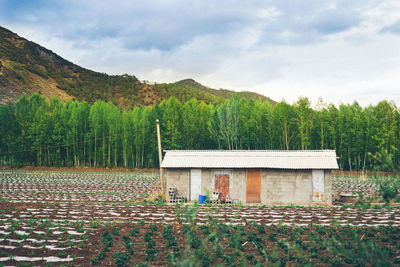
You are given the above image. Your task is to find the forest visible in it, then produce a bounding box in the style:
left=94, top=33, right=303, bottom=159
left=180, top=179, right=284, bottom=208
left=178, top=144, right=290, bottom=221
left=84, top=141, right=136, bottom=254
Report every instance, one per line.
left=0, top=93, right=399, bottom=171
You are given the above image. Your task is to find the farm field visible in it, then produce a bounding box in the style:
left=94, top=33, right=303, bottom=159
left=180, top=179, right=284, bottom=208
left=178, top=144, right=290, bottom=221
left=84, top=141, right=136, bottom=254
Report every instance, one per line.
left=0, top=170, right=160, bottom=203
left=0, top=170, right=399, bottom=266
left=332, top=177, right=378, bottom=197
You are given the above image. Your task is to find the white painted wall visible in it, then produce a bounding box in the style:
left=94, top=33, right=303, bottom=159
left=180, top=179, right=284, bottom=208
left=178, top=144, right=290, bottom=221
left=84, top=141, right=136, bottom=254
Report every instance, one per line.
left=190, top=169, right=202, bottom=201
left=312, top=170, right=325, bottom=202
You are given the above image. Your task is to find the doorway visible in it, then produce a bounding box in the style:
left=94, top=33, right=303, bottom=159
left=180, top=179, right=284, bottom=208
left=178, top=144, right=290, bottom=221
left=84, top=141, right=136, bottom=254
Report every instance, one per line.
left=246, top=169, right=261, bottom=203
left=214, top=173, right=230, bottom=202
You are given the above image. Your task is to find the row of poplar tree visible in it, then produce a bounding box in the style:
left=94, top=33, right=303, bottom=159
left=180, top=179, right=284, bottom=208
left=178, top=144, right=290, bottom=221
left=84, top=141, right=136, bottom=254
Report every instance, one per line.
left=0, top=93, right=399, bottom=171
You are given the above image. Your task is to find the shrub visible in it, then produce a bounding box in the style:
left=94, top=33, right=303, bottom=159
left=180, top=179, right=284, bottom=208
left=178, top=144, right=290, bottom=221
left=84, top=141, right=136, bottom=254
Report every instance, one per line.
left=144, top=232, right=153, bottom=242
left=123, top=235, right=134, bottom=255
left=147, top=239, right=156, bottom=249
left=245, top=253, right=255, bottom=261
left=112, top=226, right=121, bottom=236
left=258, top=224, right=266, bottom=234
left=149, top=224, right=158, bottom=232
left=145, top=248, right=159, bottom=261
left=112, top=251, right=131, bottom=267
left=328, top=258, right=343, bottom=267
left=268, top=232, right=277, bottom=242
left=375, top=176, right=400, bottom=203
left=190, top=235, right=201, bottom=249
left=130, top=227, right=139, bottom=237
left=101, top=231, right=113, bottom=248
left=167, top=238, right=178, bottom=248
left=162, top=225, right=173, bottom=239
left=195, top=247, right=211, bottom=267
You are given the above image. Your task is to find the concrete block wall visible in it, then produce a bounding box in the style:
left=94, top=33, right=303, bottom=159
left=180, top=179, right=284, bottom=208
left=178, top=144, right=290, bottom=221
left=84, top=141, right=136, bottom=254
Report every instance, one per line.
left=261, top=169, right=313, bottom=205
left=201, top=169, right=211, bottom=195
left=200, top=169, right=246, bottom=203
left=165, top=168, right=332, bottom=205
left=231, top=169, right=246, bottom=203
left=165, top=169, right=189, bottom=202
left=324, top=170, right=333, bottom=205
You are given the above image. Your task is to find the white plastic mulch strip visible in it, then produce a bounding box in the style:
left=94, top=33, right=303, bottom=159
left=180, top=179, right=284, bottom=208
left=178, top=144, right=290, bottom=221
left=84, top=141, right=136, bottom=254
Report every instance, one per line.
left=0, top=256, right=83, bottom=262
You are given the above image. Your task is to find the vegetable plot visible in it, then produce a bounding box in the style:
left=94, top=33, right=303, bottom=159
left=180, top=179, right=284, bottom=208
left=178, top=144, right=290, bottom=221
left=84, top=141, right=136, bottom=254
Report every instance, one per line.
left=0, top=170, right=160, bottom=202
left=0, top=170, right=160, bottom=265
left=87, top=222, right=400, bottom=266
left=333, top=179, right=378, bottom=196
left=0, top=170, right=399, bottom=266
left=1, top=203, right=399, bottom=227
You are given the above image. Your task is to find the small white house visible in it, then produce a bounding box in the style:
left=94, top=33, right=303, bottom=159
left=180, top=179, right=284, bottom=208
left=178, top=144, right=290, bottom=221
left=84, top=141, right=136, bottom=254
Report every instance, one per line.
left=161, top=150, right=339, bottom=205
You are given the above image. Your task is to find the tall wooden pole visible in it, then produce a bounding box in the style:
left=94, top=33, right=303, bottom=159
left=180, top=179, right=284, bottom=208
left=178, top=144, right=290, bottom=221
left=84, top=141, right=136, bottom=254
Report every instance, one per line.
left=156, top=119, right=165, bottom=197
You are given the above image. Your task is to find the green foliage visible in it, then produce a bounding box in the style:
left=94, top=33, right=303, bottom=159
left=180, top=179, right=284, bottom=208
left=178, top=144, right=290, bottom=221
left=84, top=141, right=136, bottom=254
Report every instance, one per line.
left=375, top=176, right=400, bottom=203
left=0, top=27, right=142, bottom=106
left=1, top=92, right=400, bottom=172
left=1, top=26, right=275, bottom=110
left=327, top=229, right=393, bottom=266
left=112, top=226, right=121, bottom=236
left=130, top=227, right=139, bottom=237
left=101, top=231, right=113, bottom=249
left=112, top=251, right=131, bottom=267
left=123, top=235, right=135, bottom=255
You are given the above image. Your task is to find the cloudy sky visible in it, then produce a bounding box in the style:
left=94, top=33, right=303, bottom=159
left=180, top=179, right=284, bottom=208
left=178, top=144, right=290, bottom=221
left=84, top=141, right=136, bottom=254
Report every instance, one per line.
left=1, top=0, right=400, bottom=106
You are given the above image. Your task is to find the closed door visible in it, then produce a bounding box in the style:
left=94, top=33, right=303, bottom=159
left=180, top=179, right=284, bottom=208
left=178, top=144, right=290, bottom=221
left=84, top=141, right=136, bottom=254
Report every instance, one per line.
left=190, top=169, right=202, bottom=201
left=214, top=174, right=230, bottom=201
left=312, top=170, right=324, bottom=202
left=247, top=169, right=261, bottom=203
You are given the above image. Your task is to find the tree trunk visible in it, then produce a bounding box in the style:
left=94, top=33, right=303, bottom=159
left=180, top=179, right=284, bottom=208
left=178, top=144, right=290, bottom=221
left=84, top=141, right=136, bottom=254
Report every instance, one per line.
left=321, top=119, right=324, bottom=149
left=94, top=130, right=97, bottom=167
left=284, top=121, right=289, bottom=150
left=108, top=129, right=111, bottom=167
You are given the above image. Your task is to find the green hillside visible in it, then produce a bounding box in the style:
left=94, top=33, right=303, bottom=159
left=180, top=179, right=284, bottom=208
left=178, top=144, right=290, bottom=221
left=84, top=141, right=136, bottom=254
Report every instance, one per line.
left=0, top=26, right=274, bottom=107
left=173, top=79, right=275, bottom=103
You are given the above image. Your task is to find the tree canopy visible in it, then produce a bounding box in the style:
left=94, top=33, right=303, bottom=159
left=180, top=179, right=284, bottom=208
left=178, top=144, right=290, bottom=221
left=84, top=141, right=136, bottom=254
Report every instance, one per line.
left=1, top=93, right=399, bottom=171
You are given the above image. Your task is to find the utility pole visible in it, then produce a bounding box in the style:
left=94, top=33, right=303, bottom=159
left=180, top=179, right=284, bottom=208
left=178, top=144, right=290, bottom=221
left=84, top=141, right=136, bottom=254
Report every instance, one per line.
left=156, top=119, right=165, bottom=197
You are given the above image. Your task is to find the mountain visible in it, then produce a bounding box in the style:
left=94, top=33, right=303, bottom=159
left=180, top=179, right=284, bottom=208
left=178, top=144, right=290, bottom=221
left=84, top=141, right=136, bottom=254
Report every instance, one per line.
left=172, top=79, right=274, bottom=103
left=0, top=26, right=274, bottom=107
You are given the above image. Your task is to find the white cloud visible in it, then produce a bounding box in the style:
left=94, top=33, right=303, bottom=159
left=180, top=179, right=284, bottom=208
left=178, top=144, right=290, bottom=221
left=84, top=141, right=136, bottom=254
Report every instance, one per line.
left=0, top=0, right=399, bottom=106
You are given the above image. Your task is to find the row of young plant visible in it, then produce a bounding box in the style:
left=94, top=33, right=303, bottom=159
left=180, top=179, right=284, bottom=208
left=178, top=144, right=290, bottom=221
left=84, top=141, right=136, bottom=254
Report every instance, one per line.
left=89, top=204, right=400, bottom=266
left=333, top=175, right=400, bottom=204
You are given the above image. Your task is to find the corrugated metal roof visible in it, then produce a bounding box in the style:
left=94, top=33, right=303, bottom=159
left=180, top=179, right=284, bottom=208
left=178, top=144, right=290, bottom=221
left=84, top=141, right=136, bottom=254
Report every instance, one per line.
left=161, top=150, right=339, bottom=169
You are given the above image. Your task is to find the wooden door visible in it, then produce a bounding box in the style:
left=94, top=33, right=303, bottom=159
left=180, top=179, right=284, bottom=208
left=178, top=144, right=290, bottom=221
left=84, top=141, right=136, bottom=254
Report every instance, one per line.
left=214, top=174, right=230, bottom=202
left=246, top=169, right=261, bottom=203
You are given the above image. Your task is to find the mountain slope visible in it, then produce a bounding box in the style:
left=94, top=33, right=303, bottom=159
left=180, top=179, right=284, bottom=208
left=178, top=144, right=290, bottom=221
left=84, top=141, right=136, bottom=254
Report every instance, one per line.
left=0, top=26, right=274, bottom=107
left=173, top=79, right=275, bottom=104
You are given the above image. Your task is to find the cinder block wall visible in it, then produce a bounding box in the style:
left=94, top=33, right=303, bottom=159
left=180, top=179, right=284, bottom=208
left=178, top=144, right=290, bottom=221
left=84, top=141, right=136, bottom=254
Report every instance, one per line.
left=165, top=169, right=189, bottom=202
left=231, top=169, right=246, bottom=203
left=261, top=169, right=313, bottom=205
left=200, top=169, right=246, bottom=202
left=324, top=170, right=333, bottom=205
left=166, top=168, right=332, bottom=205
left=201, top=169, right=211, bottom=195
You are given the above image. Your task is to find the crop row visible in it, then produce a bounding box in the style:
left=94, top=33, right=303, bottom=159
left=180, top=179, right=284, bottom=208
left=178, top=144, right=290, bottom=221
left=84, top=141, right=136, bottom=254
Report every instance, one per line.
left=0, top=214, right=94, bottom=265
left=88, top=221, right=400, bottom=266
left=2, top=203, right=400, bottom=227
left=0, top=170, right=160, bottom=202
left=0, top=171, right=389, bottom=203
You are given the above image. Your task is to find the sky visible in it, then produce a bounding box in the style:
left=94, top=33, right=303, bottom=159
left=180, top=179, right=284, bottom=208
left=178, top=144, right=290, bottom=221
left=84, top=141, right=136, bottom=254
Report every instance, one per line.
left=1, top=0, right=400, bottom=106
